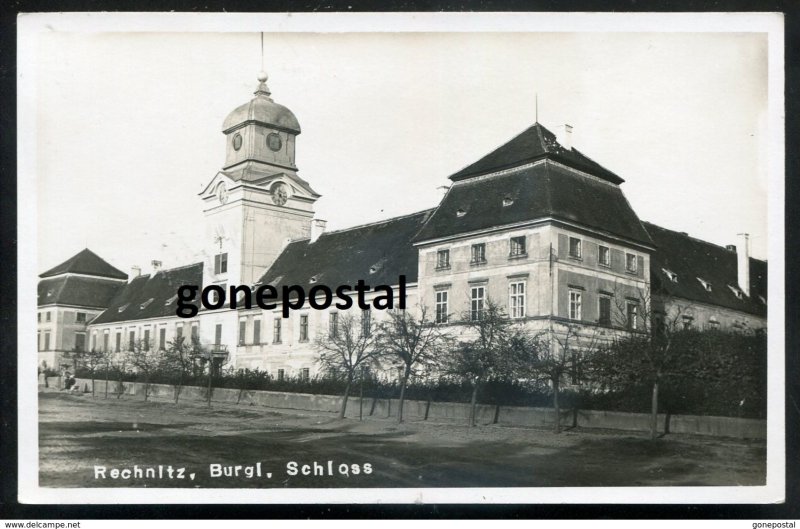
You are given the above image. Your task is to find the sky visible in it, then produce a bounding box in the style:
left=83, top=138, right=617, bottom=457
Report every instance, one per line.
left=30, top=25, right=772, bottom=276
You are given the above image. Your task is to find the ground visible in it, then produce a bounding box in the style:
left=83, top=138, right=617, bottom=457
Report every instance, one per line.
left=38, top=390, right=766, bottom=488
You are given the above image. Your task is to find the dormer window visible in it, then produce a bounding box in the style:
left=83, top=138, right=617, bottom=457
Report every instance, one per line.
left=268, top=275, right=283, bottom=287
left=758, top=295, right=767, bottom=304
left=165, top=295, right=178, bottom=306
left=140, top=298, right=154, bottom=310
left=118, top=303, right=130, bottom=313
left=728, top=285, right=744, bottom=300
left=502, top=197, right=514, bottom=207
left=697, top=278, right=712, bottom=292
left=662, top=268, right=678, bottom=283
left=456, top=208, right=467, bottom=218
left=309, top=274, right=322, bottom=284
left=46, top=289, right=54, bottom=298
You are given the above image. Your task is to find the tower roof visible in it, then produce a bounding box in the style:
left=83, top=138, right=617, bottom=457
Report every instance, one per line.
left=448, top=122, right=623, bottom=184
left=222, top=73, right=301, bottom=134
left=39, top=248, right=127, bottom=280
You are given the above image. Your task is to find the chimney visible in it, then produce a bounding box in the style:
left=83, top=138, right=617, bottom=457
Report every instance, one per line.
left=130, top=266, right=141, bottom=281
left=737, top=233, right=750, bottom=297
left=557, top=124, right=573, bottom=150
left=310, top=219, right=327, bottom=243
left=725, top=244, right=736, bottom=252
left=151, top=260, right=163, bottom=273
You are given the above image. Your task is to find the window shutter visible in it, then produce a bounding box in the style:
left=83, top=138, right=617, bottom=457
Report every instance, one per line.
left=637, top=256, right=645, bottom=277
left=610, top=249, right=623, bottom=271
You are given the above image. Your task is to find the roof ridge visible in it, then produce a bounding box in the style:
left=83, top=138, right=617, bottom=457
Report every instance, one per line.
left=643, top=221, right=767, bottom=265
left=320, top=208, right=437, bottom=237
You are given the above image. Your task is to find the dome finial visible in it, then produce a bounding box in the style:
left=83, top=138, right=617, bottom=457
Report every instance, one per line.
left=254, top=70, right=272, bottom=98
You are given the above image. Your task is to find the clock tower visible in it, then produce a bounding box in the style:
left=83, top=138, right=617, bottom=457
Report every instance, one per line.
left=199, top=72, right=321, bottom=290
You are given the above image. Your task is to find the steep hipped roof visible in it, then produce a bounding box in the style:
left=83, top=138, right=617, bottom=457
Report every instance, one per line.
left=644, top=222, right=767, bottom=317
left=414, top=160, right=652, bottom=246
left=448, top=123, right=624, bottom=185
left=91, top=263, right=203, bottom=325
left=256, top=210, right=434, bottom=298
left=39, top=248, right=128, bottom=280
left=37, top=276, right=124, bottom=309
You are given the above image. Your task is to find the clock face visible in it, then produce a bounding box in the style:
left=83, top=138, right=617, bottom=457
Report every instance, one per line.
left=267, top=132, right=282, bottom=152
left=233, top=133, right=243, bottom=151
left=272, top=183, right=289, bottom=206
left=217, top=183, right=228, bottom=204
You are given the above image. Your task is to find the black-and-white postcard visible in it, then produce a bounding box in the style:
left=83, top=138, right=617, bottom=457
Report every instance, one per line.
left=17, top=12, right=785, bottom=504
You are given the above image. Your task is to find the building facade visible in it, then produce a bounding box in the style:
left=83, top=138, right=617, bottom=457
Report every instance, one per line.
left=38, top=71, right=767, bottom=377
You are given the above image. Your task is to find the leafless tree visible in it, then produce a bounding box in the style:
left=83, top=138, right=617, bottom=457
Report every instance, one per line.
left=315, top=312, right=381, bottom=419
left=593, top=283, right=696, bottom=439
left=514, top=324, right=602, bottom=433
left=125, top=338, right=161, bottom=401
left=375, top=305, right=451, bottom=423
left=163, top=335, right=202, bottom=405
left=444, top=299, right=520, bottom=427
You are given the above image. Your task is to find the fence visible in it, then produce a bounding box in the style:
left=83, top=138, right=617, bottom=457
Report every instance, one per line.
left=44, top=376, right=766, bottom=440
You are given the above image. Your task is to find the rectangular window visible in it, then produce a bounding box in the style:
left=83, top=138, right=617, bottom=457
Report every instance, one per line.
left=436, top=249, right=450, bottom=269
left=37, top=313, right=41, bottom=323
left=435, top=290, right=449, bottom=324
left=509, top=236, right=526, bottom=257
left=569, top=237, right=582, bottom=259
left=176, top=324, right=183, bottom=343
left=299, top=314, right=309, bottom=342
left=191, top=324, right=198, bottom=342
left=301, top=368, right=310, bottom=382
left=361, top=310, right=371, bottom=337
left=470, top=286, right=486, bottom=321
left=598, top=296, right=611, bottom=325
left=253, top=319, right=261, bottom=344
left=76, top=312, right=87, bottom=323
left=509, top=281, right=526, bottom=318
left=143, top=329, right=150, bottom=350
left=569, top=291, right=582, bottom=320
left=115, top=332, right=121, bottom=353
left=44, top=331, right=51, bottom=351
left=626, top=253, right=638, bottom=273
left=470, top=243, right=486, bottom=265
left=46, top=311, right=51, bottom=322
left=273, top=319, right=282, bottom=343
left=682, top=316, right=694, bottom=330
left=214, top=252, right=228, bottom=275
left=598, top=245, right=610, bottom=267
left=74, top=332, right=85, bottom=352
left=129, top=330, right=135, bottom=350
left=239, top=320, right=247, bottom=345
left=159, top=328, right=166, bottom=350
left=626, top=302, right=639, bottom=330
left=103, top=332, right=109, bottom=352
left=329, top=312, right=338, bottom=337
left=215, top=324, right=222, bottom=345
left=277, top=368, right=285, bottom=382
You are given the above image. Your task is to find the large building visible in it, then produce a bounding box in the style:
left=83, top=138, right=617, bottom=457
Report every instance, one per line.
left=38, top=71, right=768, bottom=376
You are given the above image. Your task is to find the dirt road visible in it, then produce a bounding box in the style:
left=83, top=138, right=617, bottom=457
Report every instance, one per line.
left=38, top=391, right=766, bottom=488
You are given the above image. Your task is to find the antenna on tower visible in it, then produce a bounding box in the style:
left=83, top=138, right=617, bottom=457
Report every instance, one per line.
left=260, top=31, right=264, bottom=71
left=535, top=93, right=539, bottom=123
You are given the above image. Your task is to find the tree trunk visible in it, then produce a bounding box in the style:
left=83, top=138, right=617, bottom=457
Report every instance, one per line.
left=650, top=379, right=659, bottom=440
left=359, top=369, right=364, bottom=422
left=469, top=380, right=480, bottom=428
left=117, top=371, right=124, bottom=399
left=553, top=377, right=561, bottom=434
left=104, top=363, right=109, bottom=399
left=397, top=368, right=409, bottom=424
left=91, top=374, right=95, bottom=399
left=340, top=375, right=352, bottom=419
left=144, top=373, right=149, bottom=402
left=207, top=364, right=213, bottom=407
left=175, top=372, right=183, bottom=405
